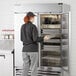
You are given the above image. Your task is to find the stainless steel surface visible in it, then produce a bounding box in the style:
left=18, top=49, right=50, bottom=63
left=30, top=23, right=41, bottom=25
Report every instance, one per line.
left=38, top=13, right=41, bottom=67
left=60, top=13, right=69, bottom=76
left=0, top=40, right=14, bottom=50
left=14, top=3, right=70, bottom=14
left=68, top=12, right=71, bottom=76
left=15, top=3, right=61, bottom=14
left=14, top=3, right=70, bottom=76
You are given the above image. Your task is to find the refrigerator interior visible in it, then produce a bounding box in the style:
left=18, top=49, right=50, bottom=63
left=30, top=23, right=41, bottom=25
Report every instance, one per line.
left=40, top=14, right=61, bottom=67
left=39, top=13, right=69, bottom=76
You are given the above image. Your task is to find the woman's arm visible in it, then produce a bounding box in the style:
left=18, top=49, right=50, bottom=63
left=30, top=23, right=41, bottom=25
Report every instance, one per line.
left=32, top=25, right=43, bottom=42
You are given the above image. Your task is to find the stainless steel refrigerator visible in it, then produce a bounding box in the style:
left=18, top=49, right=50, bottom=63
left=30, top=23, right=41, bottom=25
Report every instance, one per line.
left=14, top=3, right=70, bottom=76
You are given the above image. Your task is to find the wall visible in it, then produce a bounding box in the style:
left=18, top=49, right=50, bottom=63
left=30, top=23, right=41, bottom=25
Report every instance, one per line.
left=1, top=0, right=76, bottom=76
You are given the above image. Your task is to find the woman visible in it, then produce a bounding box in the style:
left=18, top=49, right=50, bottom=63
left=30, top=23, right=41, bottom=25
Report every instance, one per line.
left=21, top=12, right=49, bottom=76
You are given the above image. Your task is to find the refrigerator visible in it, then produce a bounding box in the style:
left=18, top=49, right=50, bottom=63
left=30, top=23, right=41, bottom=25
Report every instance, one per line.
left=14, top=3, right=70, bottom=76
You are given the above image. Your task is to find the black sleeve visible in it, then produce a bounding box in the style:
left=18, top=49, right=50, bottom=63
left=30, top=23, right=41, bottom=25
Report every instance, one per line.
left=32, top=25, right=43, bottom=42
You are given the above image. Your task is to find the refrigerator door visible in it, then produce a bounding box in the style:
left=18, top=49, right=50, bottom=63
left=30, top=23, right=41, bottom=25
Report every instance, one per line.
left=38, top=13, right=70, bottom=76
left=14, top=13, right=38, bottom=67
left=61, top=13, right=70, bottom=76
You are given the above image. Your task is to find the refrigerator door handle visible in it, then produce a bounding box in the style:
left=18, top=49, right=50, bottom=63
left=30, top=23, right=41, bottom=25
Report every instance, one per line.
left=0, top=55, right=5, bottom=59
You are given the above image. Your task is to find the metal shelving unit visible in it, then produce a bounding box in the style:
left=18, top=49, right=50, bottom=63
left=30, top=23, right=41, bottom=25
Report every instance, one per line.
left=40, top=14, right=61, bottom=67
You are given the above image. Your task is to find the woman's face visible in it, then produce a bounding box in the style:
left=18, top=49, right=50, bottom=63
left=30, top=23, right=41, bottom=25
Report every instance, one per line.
left=30, top=17, right=35, bottom=23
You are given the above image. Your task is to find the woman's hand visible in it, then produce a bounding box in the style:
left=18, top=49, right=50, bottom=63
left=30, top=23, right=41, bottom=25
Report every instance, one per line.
left=44, top=35, right=50, bottom=40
